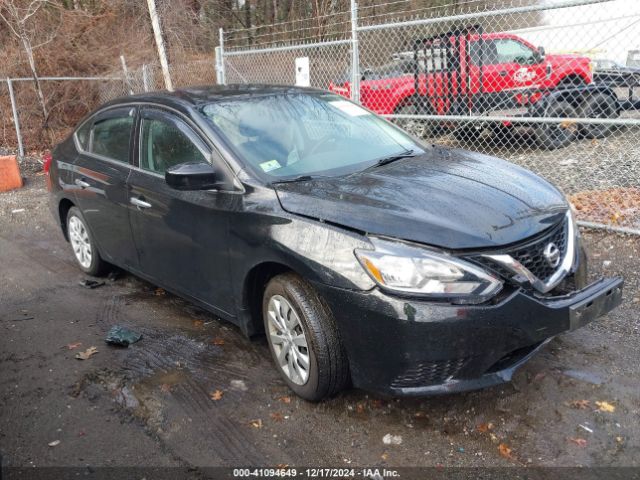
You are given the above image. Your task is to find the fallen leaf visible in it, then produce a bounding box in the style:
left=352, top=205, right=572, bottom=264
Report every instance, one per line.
left=278, top=396, right=291, bottom=404
left=413, top=411, right=427, bottom=418
left=211, top=337, right=225, bottom=346
left=75, top=346, right=98, bottom=360
left=498, top=443, right=513, bottom=459
left=356, top=403, right=365, bottom=414
left=65, top=342, right=82, bottom=350
left=382, top=433, right=402, bottom=445
left=569, top=399, right=591, bottom=410
left=270, top=412, right=284, bottom=422
left=275, top=464, right=289, bottom=469
left=210, top=390, right=223, bottom=401
left=48, top=440, right=60, bottom=447
left=381, top=452, right=389, bottom=460
left=160, top=383, right=172, bottom=393
left=370, top=399, right=384, bottom=409
left=533, top=372, right=547, bottom=382
left=193, top=320, right=204, bottom=328
left=616, top=436, right=624, bottom=443
left=595, top=401, right=616, bottom=413
left=569, top=437, right=588, bottom=447
left=249, top=419, right=263, bottom=429
left=154, top=288, right=165, bottom=296
left=477, top=422, right=494, bottom=433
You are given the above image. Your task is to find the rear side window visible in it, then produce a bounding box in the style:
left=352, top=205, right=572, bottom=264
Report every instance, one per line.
left=90, top=115, right=134, bottom=163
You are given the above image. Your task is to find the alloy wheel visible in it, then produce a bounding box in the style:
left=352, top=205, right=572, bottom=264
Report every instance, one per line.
left=68, top=215, right=92, bottom=269
left=266, top=294, right=310, bottom=385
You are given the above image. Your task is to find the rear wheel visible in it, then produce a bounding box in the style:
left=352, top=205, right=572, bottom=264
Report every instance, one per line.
left=263, top=273, right=349, bottom=401
left=393, top=99, right=436, bottom=138
left=578, top=92, right=618, bottom=139
left=535, top=100, right=579, bottom=149
left=66, top=206, right=108, bottom=276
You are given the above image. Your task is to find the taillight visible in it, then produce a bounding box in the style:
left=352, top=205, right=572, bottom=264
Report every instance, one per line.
left=43, top=152, right=53, bottom=174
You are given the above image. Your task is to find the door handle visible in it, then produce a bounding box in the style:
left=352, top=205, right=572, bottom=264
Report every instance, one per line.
left=130, top=197, right=152, bottom=209
left=499, top=71, right=508, bottom=77
left=75, top=178, right=90, bottom=189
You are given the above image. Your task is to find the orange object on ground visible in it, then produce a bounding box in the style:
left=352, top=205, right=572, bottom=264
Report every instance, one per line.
left=0, top=155, right=23, bottom=192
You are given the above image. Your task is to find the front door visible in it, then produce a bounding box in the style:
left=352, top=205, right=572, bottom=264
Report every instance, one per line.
left=72, top=106, right=139, bottom=268
left=127, top=108, right=235, bottom=316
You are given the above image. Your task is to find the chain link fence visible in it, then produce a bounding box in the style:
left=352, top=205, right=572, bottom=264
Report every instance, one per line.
left=218, top=0, right=640, bottom=233
left=0, top=77, right=128, bottom=158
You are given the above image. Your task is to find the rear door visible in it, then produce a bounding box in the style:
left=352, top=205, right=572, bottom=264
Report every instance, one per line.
left=127, top=107, right=235, bottom=316
left=72, top=106, right=139, bottom=268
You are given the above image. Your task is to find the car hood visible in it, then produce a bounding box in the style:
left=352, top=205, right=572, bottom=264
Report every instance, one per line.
left=274, top=148, right=568, bottom=250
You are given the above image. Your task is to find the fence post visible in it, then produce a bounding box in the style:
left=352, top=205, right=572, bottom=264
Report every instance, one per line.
left=120, top=55, right=134, bottom=95
left=217, top=28, right=227, bottom=85
left=350, top=0, right=360, bottom=104
left=142, top=64, right=151, bottom=92
left=7, top=78, right=24, bottom=159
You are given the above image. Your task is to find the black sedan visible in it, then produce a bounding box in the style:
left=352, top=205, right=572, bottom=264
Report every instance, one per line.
left=47, top=85, right=623, bottom=401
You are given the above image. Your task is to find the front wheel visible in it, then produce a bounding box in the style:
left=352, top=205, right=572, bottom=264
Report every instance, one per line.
left=263, top=273, right=349, bottom=401
left=535, top=100, right=579, bottom=150
left=66, top=206, right=108, bottom=276
left=578, top=92, right=618, bottom=139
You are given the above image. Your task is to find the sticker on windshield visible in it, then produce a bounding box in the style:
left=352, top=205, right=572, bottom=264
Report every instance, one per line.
left=259, top=159, right=282, bottom=172
left=329, top=100, right=370, bottom=117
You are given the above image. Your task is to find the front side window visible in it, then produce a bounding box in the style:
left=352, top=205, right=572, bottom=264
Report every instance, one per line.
left=472, top=39, right=537, bottom=65
left=201, top=93, right=425, bottom=181
left=90, top=114, right=134, bottom=163
left=76, top=121, right=91, bottom=150
left=140, top=118, right=207, bottom=174
left=494, top=39, right=536, bottom=65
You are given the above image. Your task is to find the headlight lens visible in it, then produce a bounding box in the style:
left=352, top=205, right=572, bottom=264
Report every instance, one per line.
left=355, top=238, right=502, bottom=304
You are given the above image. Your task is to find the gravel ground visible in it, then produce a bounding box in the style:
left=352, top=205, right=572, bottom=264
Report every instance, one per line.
left=1, top=161, right=639, bottom=474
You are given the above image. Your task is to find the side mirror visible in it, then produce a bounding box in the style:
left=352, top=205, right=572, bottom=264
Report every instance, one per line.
left=537, top=46, right=546, bottom=61
left=165, top=161, right=223, bottom=191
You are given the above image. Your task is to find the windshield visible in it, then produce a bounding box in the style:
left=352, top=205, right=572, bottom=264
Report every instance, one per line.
left=201, top=92, right=425, bottom=181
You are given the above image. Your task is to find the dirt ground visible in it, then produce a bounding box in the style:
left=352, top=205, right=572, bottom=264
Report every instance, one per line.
left=1, top=163, right=639, bottom=473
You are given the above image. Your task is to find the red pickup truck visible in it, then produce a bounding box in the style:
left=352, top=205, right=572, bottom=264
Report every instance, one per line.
left=329, top=30, right=608, bottom=148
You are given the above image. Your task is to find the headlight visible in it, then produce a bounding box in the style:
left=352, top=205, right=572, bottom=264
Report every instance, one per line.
left=355, top=238, right=502, bottom=304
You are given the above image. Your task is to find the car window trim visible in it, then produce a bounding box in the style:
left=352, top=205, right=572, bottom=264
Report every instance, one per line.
left=87, top=106, right=137, bottom=165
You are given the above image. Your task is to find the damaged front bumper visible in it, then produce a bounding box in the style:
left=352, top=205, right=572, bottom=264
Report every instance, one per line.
left=315, top=276, right=623, bottom=396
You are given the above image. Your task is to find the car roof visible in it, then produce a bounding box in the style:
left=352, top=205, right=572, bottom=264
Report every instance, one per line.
left=104, top=84, right=327, bottom=110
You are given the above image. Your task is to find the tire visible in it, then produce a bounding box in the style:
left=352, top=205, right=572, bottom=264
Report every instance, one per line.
left=452, top=124, right=484, bottom=144
left=66, top=206, right=108, bottom=276
left=535, top=100, right=579, bottom=150
left=263, top=273, right=349, bottom=402
left=578, top=92, right=618, bottom=139
left=393, top=99, right=437, bottom=137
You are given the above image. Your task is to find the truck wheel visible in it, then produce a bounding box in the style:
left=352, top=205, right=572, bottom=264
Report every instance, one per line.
left=535, top=100, right=578, bottom=150
left=578, top=92, right=618, bottom=139
left=394, top=100, right=437, bottom=137
left=452, top=125, right=483, bottom=144
left=263, top=273, right=350, bottom=402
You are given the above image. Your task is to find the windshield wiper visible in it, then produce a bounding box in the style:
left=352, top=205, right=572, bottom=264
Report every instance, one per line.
left=271, top=174, right=328, bottom=184
left=362, top=149, right=417, bottom=172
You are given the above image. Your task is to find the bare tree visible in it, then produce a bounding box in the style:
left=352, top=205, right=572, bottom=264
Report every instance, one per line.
left=0, top=0, right=58, bottom=122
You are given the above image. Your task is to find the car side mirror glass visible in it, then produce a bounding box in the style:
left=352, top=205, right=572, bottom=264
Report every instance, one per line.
left=165, top=161, right=223, bottom=191
left=537, top=46, right=545, bottom=62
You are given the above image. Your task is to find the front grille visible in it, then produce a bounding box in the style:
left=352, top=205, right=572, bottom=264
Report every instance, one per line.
left=390, top=358, right=469, bottom=388
left=468, top=218, right=569, bottom=285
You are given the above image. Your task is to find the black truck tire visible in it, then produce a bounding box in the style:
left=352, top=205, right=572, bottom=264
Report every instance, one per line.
left=535, top=100, right=579, bottom=150
left=578, top=92, right=618, bottom=139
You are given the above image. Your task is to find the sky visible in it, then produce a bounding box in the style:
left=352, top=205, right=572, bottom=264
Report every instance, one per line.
left=509, top=0, right=640, bottom=64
